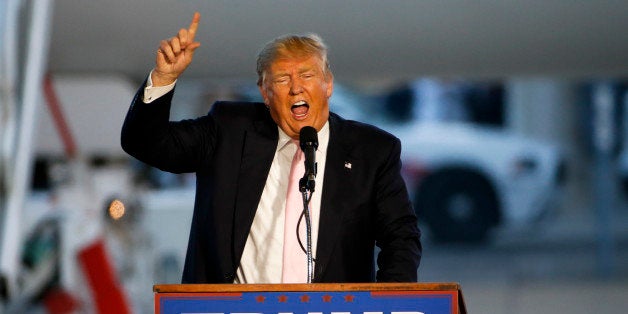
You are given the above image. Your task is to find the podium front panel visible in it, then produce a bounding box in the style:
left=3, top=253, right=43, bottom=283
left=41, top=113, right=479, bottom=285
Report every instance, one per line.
left=154, top=283, right=463, bottom=314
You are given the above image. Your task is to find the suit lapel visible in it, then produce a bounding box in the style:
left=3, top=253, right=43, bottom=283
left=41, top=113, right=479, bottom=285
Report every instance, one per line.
left=232, top=117, right=278, bottom=264
left=315, top=114, right=354, bottom=281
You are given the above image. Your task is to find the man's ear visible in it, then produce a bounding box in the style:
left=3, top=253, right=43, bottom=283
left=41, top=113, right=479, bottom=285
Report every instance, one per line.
left=258, top=84, right=269, bottom=105
left=326, top=74, right=334, bottom=98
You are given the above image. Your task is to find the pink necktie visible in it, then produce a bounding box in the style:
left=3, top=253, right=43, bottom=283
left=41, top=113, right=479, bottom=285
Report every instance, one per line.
left=282, top=141, right=306, bottom=283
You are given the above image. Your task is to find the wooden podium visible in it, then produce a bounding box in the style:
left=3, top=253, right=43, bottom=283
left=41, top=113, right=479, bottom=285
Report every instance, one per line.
left=154, top=283, right=466, bottom=314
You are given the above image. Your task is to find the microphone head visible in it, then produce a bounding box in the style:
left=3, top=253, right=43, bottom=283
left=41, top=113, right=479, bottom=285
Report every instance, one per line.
left=299, top=126, right=319, bottom=150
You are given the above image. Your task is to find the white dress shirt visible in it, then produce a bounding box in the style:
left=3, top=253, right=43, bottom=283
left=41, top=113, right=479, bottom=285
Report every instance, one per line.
left=235, top=123, right=328, bottom=283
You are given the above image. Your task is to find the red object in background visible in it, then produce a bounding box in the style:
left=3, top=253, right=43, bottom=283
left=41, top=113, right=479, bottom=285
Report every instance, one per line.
left=77, top=239, right=130, bottom=314
left=43, top=288, right=79, bottom=314
left=43, top=74, right=77, bottom=158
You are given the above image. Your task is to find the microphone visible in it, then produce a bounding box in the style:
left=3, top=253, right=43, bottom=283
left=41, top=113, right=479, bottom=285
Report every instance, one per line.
left=299, top=126, right=318, bottom=192
left=298, top=126, right=317, bottom=282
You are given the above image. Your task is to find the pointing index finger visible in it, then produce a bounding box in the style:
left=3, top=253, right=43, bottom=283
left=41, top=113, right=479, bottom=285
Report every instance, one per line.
left=188, top=12, right=200, bottom=41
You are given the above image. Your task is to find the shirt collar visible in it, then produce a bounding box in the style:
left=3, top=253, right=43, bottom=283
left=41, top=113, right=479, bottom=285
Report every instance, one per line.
left=277, top=121, right=330, bottom=153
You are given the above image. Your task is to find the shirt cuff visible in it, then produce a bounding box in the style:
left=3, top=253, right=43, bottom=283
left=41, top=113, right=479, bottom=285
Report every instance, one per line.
left=143, top=70, right=176, bottom=103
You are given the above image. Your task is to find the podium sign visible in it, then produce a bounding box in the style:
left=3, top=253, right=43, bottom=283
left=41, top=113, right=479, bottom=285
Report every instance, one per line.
left=154, top=283, right=466, bottom=314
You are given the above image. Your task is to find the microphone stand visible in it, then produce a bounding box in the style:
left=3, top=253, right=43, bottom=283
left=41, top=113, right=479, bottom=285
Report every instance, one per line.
left=299, top=177, right=315, bottom=283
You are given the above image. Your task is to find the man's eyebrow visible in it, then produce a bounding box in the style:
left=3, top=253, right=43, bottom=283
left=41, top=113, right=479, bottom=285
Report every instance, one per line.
left=270, top=66, right=317, bottom=78
left=271, top=72, right=290, bottom=79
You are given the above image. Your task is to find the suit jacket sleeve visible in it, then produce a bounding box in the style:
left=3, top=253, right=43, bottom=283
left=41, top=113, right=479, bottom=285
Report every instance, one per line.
left=121, top=84, right=217, bottom=173
left=373, top=136, right=422, bottom=282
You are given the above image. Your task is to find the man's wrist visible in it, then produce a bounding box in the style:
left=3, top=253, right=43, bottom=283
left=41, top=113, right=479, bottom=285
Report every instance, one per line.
left=150, top=70, right=177, bottom=87
left=144, top=70, right=176, bottom=103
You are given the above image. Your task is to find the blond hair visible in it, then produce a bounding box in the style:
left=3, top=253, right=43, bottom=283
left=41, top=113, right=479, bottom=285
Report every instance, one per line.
left=256, top=33, right=331, bottom=86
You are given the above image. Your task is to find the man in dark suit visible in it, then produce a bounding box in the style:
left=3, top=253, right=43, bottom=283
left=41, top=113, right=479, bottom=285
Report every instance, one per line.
left=121, top=12, right=421, bottom=283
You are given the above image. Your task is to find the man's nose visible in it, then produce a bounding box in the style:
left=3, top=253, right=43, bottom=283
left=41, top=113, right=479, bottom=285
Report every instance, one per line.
left=290, top=79, right=304, bottom=94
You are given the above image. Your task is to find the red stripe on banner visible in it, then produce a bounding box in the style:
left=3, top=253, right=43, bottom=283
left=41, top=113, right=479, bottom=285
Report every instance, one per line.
left=371, top=290, right=454, bottom=297
left=160, top=292, right=243, bottom=300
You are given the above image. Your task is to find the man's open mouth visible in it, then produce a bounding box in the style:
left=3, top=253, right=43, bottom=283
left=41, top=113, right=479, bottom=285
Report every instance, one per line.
left=291, top=100, right=309, bottom=119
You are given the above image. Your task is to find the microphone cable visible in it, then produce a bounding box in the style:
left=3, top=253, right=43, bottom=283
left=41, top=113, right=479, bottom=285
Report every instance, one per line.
left=296, top=196, right=316, bottom=263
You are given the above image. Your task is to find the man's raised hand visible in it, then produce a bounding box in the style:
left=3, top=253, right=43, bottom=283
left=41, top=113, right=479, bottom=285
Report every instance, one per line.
left=152, top=12, right=201, bottom=86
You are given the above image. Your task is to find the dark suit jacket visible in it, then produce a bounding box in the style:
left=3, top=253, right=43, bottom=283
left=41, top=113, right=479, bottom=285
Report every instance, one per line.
left=121, top=86, right=421, bottom=283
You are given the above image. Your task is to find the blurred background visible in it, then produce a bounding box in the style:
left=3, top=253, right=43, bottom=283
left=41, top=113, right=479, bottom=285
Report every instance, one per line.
left=2, top=0, right=628, bottom=313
